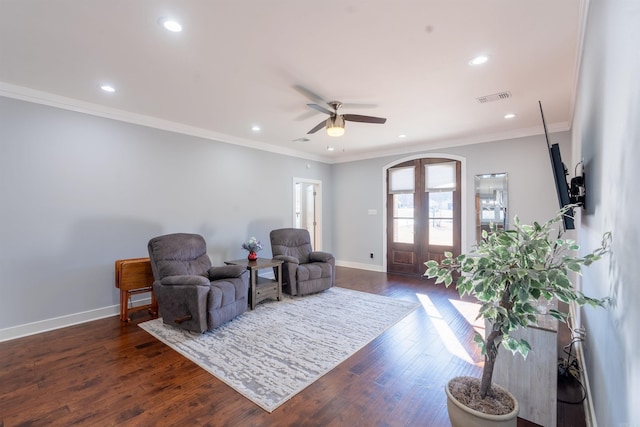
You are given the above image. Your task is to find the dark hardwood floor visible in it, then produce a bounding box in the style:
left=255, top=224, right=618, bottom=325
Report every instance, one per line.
left=0, top=267, right=586, bottom=426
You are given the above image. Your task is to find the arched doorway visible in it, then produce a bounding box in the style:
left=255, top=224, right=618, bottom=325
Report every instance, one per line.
left=385, top=155, right=464, bottom=275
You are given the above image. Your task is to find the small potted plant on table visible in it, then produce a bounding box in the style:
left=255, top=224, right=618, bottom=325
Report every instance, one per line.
left=242, top=236, right=263, bottom=261
left=424, top=206, right=610, bottom=427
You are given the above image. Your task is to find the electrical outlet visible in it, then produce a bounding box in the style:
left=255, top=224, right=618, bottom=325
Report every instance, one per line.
left=370, top=253, right=374, bottom=259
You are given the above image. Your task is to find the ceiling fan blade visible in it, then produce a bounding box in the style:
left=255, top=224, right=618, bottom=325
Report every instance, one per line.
left=307, top=119, right=328, bottom=134
left=343, top=114, right=387, bottom=124
left=293, top=85, right=327, bottom=104
left=307, top=103, right=333, bottom=116
left=341, top=102, right=378, bottom=109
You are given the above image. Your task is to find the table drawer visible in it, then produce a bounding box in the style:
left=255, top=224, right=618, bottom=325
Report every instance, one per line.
left=256, top=284, right=278, bottom=296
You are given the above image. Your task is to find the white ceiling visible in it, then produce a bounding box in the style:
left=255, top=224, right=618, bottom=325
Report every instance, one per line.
left=0, top=0, right=585, bottom=163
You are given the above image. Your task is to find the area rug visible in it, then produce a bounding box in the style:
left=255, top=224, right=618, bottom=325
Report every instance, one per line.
left=139, top=286, right=419, bottom=412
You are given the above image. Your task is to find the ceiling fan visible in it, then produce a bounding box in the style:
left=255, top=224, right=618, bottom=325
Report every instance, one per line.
left=306, top=101, right=387, bottom=137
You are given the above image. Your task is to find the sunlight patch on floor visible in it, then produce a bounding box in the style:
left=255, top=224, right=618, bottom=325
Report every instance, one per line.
left=449, top=299, right=485, bottom=337
left=417, top=293, right=475, bottom=365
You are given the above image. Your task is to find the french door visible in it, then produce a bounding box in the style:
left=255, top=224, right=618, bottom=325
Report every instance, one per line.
left=386, top=158, right=461, bottom=275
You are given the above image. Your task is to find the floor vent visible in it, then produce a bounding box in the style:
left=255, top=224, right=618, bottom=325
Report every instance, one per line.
left=476, top=91, right=512, bottom=103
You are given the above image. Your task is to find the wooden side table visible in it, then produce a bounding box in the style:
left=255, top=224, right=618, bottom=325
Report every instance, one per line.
left=115, top=257, right=158, bottom=322
left=224, top=258, right=283, bottom=310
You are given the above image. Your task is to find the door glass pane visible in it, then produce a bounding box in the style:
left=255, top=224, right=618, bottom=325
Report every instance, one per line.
left=429, top=219, right=453, bottom=246
left=393, top=193, right=414, bottom=243
left=425, top=162, right=456, bottom=191
left=394, top=219, right=414, bottom=243
left=429, top=192, right=453, bottom=218
left=428, top=191, right=453, bottom=245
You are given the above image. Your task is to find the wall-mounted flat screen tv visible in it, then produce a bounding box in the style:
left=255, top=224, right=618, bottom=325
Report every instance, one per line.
left=539, top=101, right=574, bottom=230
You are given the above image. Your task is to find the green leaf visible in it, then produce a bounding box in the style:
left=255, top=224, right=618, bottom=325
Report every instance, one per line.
left=548, top=309, right=567, bottom=322
left=473, top=333, right=486, bottom=354
left=425, top=260, right=438, bottom=269
left=444, top=275, right=453, bottom=287
left=567, top=262, right=581, bottom=272
left=516, top=339, right=532, bottom=358
left=556, top=275, right=571, bottom=288
left=517, top=287, right=529, bottom=302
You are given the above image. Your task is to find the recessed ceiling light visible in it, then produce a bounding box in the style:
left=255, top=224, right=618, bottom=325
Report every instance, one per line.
left=160, top=19, right=182, bottom=32
left=326, top=146, right=335, bottom=151
left=504, top=113, right=516, bottom=119
left=469, top=55, right=489, bottom=66
left=251, top=125, right=261, bottom=132
left=398, top=134, right=407, bottom=138
left=100, top=84, right=115, bottom=93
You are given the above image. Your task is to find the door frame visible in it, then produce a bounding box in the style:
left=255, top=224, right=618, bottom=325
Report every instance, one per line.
left=292, top=177, right=322, bottom=250
left=381, top=153, right=467, bottom=272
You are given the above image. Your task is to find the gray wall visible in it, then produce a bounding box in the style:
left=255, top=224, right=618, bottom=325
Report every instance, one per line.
left=332, top=132, right=570, bottom=269
left=573, top=1, right=640, bottom=425
left=0, top=97, right=333, bottom=332
left=1, top=93, right=568, bottom=337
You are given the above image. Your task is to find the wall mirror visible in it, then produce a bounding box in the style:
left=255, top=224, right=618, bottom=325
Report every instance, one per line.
left=475, top=173, right=508, bottom=241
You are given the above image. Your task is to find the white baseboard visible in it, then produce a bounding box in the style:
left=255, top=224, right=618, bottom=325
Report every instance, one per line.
left=576, top=341, right=597, bottom=427
left=0, top=297, right=151, bottom=343
left=335, top=260, right=385, bottom=272
left=569, top=303, right=597, bottom=427
left=1, top=262, right=384, bottom=343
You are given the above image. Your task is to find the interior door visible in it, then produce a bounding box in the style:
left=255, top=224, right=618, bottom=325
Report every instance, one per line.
left=305, top=184, right=316, bottom=245
left=387, top=159, right=461, bottom=275
left=293, top=178, right=322, bottom=250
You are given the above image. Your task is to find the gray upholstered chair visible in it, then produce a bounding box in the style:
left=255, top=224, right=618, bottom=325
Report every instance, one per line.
left=148, top=233, right=249, bottom=333
left=269, top=228, right=335, bottom=296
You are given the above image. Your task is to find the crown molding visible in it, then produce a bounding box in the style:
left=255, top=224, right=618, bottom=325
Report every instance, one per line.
left=332, top=122, right=571, bottom=163
left=0, top=82, right=332, bottom=164
left=1, top=81, right=571, bottom=165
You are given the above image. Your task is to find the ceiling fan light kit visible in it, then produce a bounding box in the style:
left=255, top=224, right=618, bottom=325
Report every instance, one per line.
left=326, top=116, right=345, bottom=137
left=306, top=100, right=386, bottom=136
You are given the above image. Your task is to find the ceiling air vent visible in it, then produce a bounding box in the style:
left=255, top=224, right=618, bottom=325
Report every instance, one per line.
left=476, top=91, right=512, bottom=104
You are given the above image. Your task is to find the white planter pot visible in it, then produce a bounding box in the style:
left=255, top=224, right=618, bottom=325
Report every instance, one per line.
left=445, top=378, right=519, bottom=427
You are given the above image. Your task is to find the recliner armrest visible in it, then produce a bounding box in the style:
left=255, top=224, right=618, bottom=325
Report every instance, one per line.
left=309, top=251, right=334, bottom=263
left=160, top=275, right=210, bottom=286
left=274, top=254, right=299, bottom=264
left=208, top=265, right=246, bottom=280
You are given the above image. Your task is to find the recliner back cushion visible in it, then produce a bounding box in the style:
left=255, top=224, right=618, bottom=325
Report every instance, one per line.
left=270, top=228, right=312, bottom=264
left=148, top=233, right=212, bottom=280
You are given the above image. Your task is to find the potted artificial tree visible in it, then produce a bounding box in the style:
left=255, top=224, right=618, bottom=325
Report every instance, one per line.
left=424, top=206, right=610, bottom=427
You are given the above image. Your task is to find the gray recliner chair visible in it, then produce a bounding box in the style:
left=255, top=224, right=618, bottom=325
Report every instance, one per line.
left=148, top=233, right=249, bottom=333
left=270, top=228, right=335, bottom=296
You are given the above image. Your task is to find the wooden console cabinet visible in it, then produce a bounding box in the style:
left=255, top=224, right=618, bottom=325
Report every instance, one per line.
left=493, top=307, right=558, bottom=427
